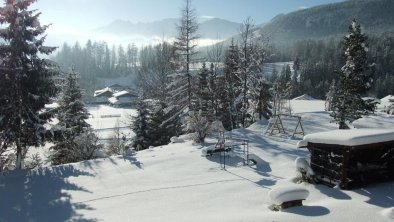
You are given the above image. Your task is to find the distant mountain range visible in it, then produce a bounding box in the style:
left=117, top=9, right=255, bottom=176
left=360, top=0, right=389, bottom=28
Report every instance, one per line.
left=96, top=18, right=241, bottom=40
left=257, top=0, right=394, bottom=44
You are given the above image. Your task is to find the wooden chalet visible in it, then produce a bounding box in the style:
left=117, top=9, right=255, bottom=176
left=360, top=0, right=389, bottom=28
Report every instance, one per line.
left=108, top=90, right=138, bottom=107
left=93, top=87, right=113, bottom=104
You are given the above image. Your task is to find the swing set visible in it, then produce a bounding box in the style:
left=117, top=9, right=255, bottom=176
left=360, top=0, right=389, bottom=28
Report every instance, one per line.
left=265, top=114, right=305, bottom=138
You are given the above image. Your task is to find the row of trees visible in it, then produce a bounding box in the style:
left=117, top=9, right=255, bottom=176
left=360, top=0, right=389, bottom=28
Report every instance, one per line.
left=278, top=30, right=394, bottom=99
left=131, top=0, right=274, bottom=148
left=53, top=41, right=139, bottom=101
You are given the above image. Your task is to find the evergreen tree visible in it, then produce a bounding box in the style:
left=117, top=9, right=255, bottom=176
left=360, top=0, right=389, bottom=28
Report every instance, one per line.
left=195, top=63, right=212, bottom=120
left=0, top=0, right=59, bottom=169
left=250, top=77, right=273, bottom=120
left=51, top=69, right=96, bottom=165
left=148, top=102, right=176, bottom=146
left=222, top=40, right=242, bottom=130
left=132, top=99, right=151, bottom=151
left=330, top=19, right=373, bottom=129
left=325, top=80, right=336, bottom=111
left=238, top=18, right=255, bottom=127
left=208, top=63, right=218, bottom=119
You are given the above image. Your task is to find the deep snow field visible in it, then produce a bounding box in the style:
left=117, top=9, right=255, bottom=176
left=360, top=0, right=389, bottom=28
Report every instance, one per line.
left=1, top=98, right=393, bottom=222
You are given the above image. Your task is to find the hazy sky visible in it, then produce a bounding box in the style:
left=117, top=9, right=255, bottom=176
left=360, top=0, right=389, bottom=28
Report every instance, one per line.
left=30, top=0, right=345, bottom=46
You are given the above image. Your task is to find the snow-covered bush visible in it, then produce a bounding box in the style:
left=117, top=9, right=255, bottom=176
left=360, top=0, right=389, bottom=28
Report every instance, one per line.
left=386, top=98, right=394, bottom=115
left=295, top=157, right=315, bottom=183
left=74, top=131, right=103, bottom=161
left=186, top=110, right=210, bottom=143
left=106, top=122, right=129, bottom=156
left=25, top=153, right=43, bottom=170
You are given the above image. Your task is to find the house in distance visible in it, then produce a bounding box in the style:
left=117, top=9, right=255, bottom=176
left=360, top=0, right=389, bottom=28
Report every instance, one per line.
left=93, top=84, right=138, bottom=107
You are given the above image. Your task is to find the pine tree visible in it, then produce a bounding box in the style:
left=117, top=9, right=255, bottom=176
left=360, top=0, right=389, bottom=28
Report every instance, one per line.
left=330, top=19, right=373, bottom=129
left=0, top=0, right=59, bottom=169
left=132, top=99, right=151, bottom=151
left=51, top=69, right=95, bottom=165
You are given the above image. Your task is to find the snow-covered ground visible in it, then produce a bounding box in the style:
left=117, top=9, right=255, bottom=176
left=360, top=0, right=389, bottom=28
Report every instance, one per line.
left=1, top=100, right=393, bottom=221
left=86, top=105, right=137, bottom=140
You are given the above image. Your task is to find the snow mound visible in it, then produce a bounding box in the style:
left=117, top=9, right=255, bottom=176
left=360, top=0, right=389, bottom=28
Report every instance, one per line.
left=247, top=119, right=269, bottom=131
left=292, top=94, right=316, bottom=101
left=380, top=95, right=394, bottom=103
left=295, top=157, right=314, bottom=176
left=269, top=185, right=309, bottom=205
left=381, top=207, right=394, bottom=220
left=296, top=140, right=308, bottom=148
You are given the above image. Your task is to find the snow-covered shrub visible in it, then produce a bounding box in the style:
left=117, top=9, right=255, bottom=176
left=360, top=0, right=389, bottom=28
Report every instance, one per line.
left=106, top=123, right=128, bottom=156
left=295, top=157, right=315, bottom=183
left=386, top=98, right=394, bottom=115
left=170, top=136, right=184, bottom=143
left=74, top=131, right=103, bottom=161
left=25, top=153, right=42, bottom=170
left=185, top=110, right=210, bottom=143
left=0, top=153, right=16, bottom=172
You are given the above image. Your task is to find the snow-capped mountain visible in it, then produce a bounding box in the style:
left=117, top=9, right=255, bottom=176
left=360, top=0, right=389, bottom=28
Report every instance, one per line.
left=96, top=17, right=241, bottom=40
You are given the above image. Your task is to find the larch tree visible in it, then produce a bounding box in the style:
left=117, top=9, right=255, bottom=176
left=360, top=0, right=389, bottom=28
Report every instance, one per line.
left=330, top=19, right=373, bottom=129
left=0, top=0, right=59, bottom=169
left=168, top=0, right=199, bottom=116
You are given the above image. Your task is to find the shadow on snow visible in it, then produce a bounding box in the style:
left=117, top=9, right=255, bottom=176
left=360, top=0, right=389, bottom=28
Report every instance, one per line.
left=0, top=165, right=97, bottom=222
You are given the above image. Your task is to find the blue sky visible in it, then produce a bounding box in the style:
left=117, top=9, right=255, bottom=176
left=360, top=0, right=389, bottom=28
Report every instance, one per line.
left=33, top=0, right=345, bottom=28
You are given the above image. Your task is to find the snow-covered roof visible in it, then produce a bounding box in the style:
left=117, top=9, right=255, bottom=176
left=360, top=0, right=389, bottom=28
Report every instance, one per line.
left=94, top=87, right=113, bottom=97
left=112, top=90, right=137, bottom=98
left=292, top=94, right=316, bottom=101
left=299, top=129, right=394, bottom=147
left=44, top=102, right=59, bottom=109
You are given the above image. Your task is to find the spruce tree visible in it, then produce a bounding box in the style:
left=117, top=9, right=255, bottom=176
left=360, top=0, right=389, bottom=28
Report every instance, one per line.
left=50, top=69, right=93, bottom=165
left=223, top=40, right=242, bottom=130
left=208, top=63, right=218, bottom=119
left=149, top=102, right=175, bottom=147
left=0, top=0, right=59, bottom=169
left=238, top=18, right=255, bottom=127
left=330, top=19, right=373, bottom=129
left=132, top=99, right=151, bottom=151
left=195, top=63, right=212, bottom=120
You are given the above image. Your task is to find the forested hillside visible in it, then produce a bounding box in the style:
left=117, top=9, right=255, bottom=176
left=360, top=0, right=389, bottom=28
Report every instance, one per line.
left=261, top=0, right=394, bottom=45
